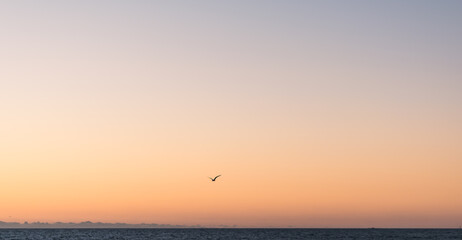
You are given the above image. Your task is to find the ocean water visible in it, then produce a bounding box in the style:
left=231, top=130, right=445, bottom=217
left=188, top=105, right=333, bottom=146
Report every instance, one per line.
left=0, top=228, right=461, bottom=239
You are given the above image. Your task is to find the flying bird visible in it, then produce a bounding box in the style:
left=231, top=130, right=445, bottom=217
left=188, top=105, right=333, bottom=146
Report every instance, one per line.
left=209, top=175, right=221, bottom=182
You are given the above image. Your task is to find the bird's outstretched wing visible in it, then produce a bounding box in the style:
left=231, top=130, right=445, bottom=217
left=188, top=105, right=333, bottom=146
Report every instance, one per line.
left=213, top=175, right=221, bottom=180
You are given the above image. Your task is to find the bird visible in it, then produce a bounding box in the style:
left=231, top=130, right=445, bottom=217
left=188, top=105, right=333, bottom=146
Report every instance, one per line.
left=209, top=175, right=221, bottom=181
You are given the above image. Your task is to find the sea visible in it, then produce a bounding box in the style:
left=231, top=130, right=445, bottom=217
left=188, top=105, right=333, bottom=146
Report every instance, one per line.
left=0, top=228, right=461, bottom=239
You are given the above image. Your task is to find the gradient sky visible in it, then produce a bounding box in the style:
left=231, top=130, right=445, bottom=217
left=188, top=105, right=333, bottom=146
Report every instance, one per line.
left=1, top=0, right=461, bottom=228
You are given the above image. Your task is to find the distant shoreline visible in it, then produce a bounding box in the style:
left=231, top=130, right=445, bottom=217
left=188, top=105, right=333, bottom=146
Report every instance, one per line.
left=0, top=222, right=460, bottom=229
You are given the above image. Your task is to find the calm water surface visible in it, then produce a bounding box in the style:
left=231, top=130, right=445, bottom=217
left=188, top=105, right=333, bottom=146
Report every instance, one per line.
left=0, top=228, right=461, bottom=239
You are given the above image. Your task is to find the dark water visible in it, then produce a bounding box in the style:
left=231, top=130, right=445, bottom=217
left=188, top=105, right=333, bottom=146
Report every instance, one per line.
left=0, top=228, right=461, bottom=239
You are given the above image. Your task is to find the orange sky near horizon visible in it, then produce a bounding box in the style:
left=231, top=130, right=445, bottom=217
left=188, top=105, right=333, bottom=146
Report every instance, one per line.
left=0, top=1, right=461, bottom=227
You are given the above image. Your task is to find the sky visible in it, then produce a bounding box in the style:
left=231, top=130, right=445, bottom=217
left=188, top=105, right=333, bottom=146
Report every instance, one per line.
left=0, top=0, right=461, bottom=228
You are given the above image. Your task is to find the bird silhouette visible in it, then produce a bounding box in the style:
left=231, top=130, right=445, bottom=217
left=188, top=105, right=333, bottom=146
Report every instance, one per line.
left=209, top=175, right=221, bottom=181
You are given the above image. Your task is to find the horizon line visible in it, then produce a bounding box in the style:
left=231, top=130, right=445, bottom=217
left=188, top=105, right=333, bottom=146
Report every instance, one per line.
left=0, top=221, right=461, bottom=229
